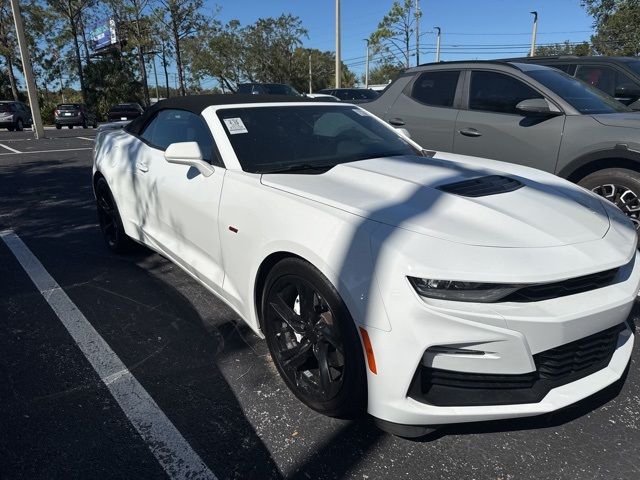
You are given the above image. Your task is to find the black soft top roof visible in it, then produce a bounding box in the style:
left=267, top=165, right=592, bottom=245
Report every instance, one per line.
left=126, top=94, right=313, bottom=135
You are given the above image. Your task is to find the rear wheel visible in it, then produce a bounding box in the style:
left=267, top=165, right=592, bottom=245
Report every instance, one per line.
left=82, top=118, right=88, bottom=129
left=15, top=119, right=23, bottom=131
left=68, top=125, right=73, bottom=129
left=55, top=124, right=62, bottom=130
left=578, top=168, right=640, bottom=231
left=95, top=177, right=135, bottom=253
left=261, top=258, right=367, bottom=418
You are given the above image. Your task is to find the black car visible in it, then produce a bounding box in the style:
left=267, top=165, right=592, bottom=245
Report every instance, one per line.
left=236, top=83, right=302, bottom=96
left=506, top=56, right=640, bottom=110
left=107, top=103, right=145, bottom=122
left=54, top=103, right=99, bottom=129
left=0, top=101, right=32, bottom=131
left=317, top=88, right=380, bottom=103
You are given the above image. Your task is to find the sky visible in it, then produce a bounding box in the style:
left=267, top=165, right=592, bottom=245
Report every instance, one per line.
left=204, top=0, right=596, bottom=82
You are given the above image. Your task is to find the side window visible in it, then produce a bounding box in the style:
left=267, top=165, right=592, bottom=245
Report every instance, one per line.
left=410, top=70, right=460, bottom=107
left=469, top=71, right=543, bottom=114
left=140, top=109, right=216, bottom=163
left=575, top=64, right=637, bottom=99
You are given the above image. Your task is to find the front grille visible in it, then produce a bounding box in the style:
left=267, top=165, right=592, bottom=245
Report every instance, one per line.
left=437, top=175, right=523, bottom=197
left=535, top=323, right=623, bottom=379
left=503, top=268, right=619, bottom=302
left=409, top=323, right=626, bottom=406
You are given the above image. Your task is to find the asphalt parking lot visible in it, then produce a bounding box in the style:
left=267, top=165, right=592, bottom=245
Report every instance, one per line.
left=0, top=128, right=639, bottom=480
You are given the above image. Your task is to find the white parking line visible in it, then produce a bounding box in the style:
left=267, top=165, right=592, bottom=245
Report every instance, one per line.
left=0, top=147, right=92, bottom=156
left=0, top=142, right=21, bottom=153
left=0, top=230, right=217, bottom=480
left=77, top=136, right=94, bottom=142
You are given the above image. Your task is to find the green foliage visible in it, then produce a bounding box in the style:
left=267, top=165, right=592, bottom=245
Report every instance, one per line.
left=83, top=51, right=143, bottom=118
left=535, top=40, right=592, bottom=56
left=366, top=62, right=404, bottom=85
left=369, top=0, right=420, bottom=68
left=583, top=0, right=640, bottom=55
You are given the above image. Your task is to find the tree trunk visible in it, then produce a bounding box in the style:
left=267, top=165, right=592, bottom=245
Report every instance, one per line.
left=79, top=12, right=92, bottom=65
left=138, top=49, right=150, bottom=105
left=5, top=55, right=19, bottom=100
left=70, top=20, right=87, bottom=103
left=161, top=41, right=170, bottom=98
left=171, top=18, right=186, bottom=95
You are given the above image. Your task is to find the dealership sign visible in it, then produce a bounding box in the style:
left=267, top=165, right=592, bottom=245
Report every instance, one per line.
left=90, top=17, right=117, bottom=51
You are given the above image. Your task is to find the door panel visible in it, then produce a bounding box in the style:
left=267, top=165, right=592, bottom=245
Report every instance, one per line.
left=384, top=70, right=461, bottom=151
left=454, top=70, right=564, bottom=173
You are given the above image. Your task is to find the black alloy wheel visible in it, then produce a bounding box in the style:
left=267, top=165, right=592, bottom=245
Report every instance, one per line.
left=95, top=178, right=134, bottom=253
left=262, top=258, right=367, bottom=417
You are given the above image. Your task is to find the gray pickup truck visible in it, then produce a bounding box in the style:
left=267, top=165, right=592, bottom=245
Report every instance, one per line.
left=363, top=61, right=640, bottom=229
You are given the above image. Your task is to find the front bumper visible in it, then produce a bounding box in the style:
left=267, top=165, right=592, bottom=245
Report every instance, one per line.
left=362, top=225, right=639, bottom=427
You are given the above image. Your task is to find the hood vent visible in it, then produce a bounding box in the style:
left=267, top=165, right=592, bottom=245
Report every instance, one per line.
left=437, top=175, right=523, bottom=197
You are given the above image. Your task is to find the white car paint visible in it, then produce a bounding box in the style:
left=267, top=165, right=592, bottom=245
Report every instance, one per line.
left=93, top=101, right=639, bottom=428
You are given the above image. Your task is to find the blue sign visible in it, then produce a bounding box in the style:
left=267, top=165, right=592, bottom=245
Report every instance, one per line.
left=90, top=18, right=117, bottom=51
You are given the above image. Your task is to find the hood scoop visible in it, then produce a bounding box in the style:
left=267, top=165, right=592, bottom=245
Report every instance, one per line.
left=437, top=175, right=524, bottom=197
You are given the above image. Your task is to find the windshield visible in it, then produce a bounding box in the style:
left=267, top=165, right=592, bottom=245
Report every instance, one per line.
left=110, top=104, right=139, bottom=112
left=0, top=104, right=15, bottom=113
left=263, top=84, right=300, bottom=96
left=334, top=89, right=379, bottom=100
left=217, top=105, right=418, bottom=173
left=524, top=69, right=630, bottom=114
left=59, top=104, right=81, bottom=110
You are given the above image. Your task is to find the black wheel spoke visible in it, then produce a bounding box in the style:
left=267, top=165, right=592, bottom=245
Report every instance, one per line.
left=270, top=294, right=306, bottom=334
left=315, top=341, right=333, bottom=393
left=281, top=340, right=313, bottom=369
left=318, top=323, right=343, bottom=354
left=297, top=281, right=315, bottom=320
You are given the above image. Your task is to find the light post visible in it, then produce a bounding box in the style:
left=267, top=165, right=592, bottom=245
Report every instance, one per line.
left=364, top=39, right=370, bottom=88
left=529, top=11, right=538, bottom=57
left=335, top=0, right=341, bottom=88
left=434, top=27, right=441, bottom=62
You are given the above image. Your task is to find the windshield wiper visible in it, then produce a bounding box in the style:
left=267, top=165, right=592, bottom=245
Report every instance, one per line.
left=260, top=163, right=337, bottom=174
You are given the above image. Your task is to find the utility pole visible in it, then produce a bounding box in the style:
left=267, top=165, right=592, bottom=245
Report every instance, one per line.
left=434, top=26, right=441, bottom=62
left=415, top=0, right=420, bottom=66
left=364, top=39, right=370, bottom=89
left=529, top=11, right=538, bottom=57
left=308, top=54, right=312, bottom=94
left=9, top=0, right=44, bottom=138
left=335, top=0, right=341, bottom=88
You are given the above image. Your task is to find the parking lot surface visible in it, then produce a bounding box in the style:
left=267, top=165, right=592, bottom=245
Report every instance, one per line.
left=1, top=129, right=639, bottom=480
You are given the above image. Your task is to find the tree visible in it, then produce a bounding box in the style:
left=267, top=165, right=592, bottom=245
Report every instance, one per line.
left=0, top=0, right=19, bottom=100
left=370, top=0, right=420, bottom=69
left=155, top=0, right=205, bottom=95
left=44, top=0, right=95, bottom=103
left=583, top=0, right=640, bottom=55
left=366, top=61, right=404, bottom=85
left=535, top=40, right=592, bottom=56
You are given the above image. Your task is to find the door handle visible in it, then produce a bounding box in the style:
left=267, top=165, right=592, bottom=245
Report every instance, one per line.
left=137, top=161, right=149, bottom=172
left=388, top=117, right=405, bottom=126
left=458, top=128, right=482, bottom=138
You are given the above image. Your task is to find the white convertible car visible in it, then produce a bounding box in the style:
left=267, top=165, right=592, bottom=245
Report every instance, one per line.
left=93, top=95, right=638, bottom=437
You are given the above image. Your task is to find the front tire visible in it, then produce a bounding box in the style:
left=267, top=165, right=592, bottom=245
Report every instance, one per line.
left=261, top=258, right=367, bottom=418
left=578, top=168, right=640, bottom=230
left=95, top=178, right=135, bottom=253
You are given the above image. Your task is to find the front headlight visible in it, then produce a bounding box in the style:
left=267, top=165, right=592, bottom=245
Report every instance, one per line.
left=408, top=277, right=522, bottom=302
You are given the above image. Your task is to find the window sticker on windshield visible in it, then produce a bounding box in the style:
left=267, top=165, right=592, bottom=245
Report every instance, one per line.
left=223, top=117, right=248, bottom=134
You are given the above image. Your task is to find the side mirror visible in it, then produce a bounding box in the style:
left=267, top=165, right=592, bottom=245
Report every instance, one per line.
left=615, top=83, right=640, bottom=99
left=395, top=127, right=411, bottom=139
left=516, top=98, right=562, bottom=116
left=164, top=142, right=214, bottom=177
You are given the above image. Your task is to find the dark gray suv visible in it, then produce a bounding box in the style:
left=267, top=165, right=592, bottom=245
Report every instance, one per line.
left=0, top=101, right=32, bottom=131
left=363, top=61, right=640, bottom=229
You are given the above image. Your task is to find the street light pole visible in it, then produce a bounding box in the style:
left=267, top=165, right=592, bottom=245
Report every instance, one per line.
left=152, top=55, right=160, bottom=101
left=9, top=0, right=44, bottom=138
left=415, top=0, right=420, bottom=66
left=335, top=0, right=341, bottom=88
left=364, top=39, right=370, bottom=89
left=529, top=11, right=538, bottom=57
left=308, top=54, right=313, bottom=94
left=434, top=26, right=441, bottom=62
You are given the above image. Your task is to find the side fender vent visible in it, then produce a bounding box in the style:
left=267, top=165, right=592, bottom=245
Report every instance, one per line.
left=437, top=175, right=523, bottom=197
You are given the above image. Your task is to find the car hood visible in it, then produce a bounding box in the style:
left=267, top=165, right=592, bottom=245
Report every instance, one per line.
left=592, top=112, right=640, bottom=128
left=261, top=155, right=610, bottom=248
